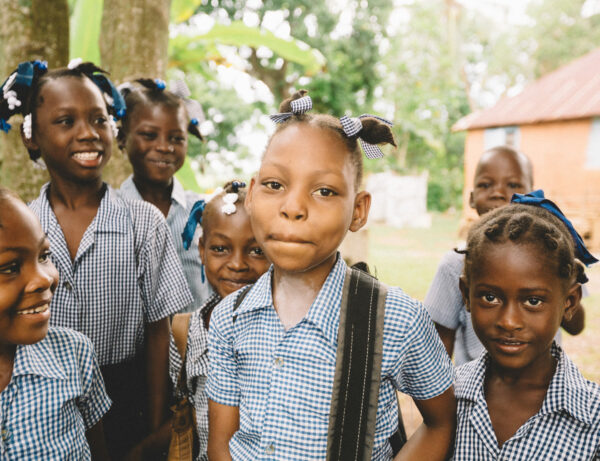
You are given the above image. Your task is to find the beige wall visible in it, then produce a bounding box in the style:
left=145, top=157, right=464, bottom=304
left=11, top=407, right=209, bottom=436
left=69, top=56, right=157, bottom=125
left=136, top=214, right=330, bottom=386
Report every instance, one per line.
left=462, top=119, right=600, bottom=247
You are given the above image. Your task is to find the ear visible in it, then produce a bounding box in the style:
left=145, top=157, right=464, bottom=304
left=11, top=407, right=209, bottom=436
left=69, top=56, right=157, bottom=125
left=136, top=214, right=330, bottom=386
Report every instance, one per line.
left=459, top=276, right=471, bottom=312
left=245, top=176, right=256, bottom=214
left=562, top=282, right=582, bottom=323
left=469, top=191, right=475, bottom=209
left=198, top=236, right=206, bottom=265
left=349, top=190, right=371, bottom=232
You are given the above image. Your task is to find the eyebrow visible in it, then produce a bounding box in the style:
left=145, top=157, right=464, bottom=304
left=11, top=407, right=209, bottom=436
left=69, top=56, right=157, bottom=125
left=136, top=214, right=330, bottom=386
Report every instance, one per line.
left=0, top=237, right=48, bottom=254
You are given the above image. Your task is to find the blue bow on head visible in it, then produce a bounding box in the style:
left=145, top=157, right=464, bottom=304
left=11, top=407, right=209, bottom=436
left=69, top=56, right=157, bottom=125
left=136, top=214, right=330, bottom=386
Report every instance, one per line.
left=0, top=119, right=11, bottom=133
left=90, top=74, right=127, bottom=120
left=340, top=114, right=393, bottom=159
left=511, top=190, right=598, bottom=266
left=270, top=95, right=312, bottom=123
left=182, top=200, right=206, bottom=250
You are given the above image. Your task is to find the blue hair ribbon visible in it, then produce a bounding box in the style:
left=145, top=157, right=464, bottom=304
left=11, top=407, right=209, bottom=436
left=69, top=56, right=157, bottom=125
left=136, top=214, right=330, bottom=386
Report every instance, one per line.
left=0, top=119, right=11, bottom=133
left=15, top=62, right=35, bottom=87
left=511, top=190, right=598, bottom=266
left=182, top=199, right=206, bottom=250
left=90, top=74, right=127, bottom=120
left=340, top=114, right=393, bottom=159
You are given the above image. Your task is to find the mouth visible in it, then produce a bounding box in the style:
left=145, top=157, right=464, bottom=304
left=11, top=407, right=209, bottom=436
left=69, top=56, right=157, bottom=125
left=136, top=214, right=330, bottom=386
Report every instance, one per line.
left=493, top=337, right=528, bottom=354
left=268, top=234, right=311, bottom=244
left=72, top=151, right=103, bottom=167
left=147, top=158, right=175, bottom=169
left=17, top=302, right=50, bottom=316
left=221, top=278, right=254, bottom=287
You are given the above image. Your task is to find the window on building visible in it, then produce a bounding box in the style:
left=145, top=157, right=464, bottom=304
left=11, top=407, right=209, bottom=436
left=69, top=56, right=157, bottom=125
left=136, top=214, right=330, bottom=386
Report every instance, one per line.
left=484, top=126, right=520, bottom=150
left=586, top=117, right=600, bottom=169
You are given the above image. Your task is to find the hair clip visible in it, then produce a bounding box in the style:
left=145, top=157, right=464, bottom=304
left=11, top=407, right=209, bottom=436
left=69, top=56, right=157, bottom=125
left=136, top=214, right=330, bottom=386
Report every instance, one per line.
left=511, top=190, right=599, bottom=266
left=221, top=194, right=238, bottom=215
left=22, top=114, right=32, bottom=139
left=270, top=95, right=313, bottom=124
left=340, top=114, right=393, bottom=159
left=154, top=79, right=166, bottom=90
left=182, top=199, right=206, bottom=250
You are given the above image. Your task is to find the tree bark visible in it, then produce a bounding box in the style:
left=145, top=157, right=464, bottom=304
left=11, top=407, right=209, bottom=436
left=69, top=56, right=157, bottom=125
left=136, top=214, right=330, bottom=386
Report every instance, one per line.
left=99, top=0, right=172, bottom=187
left=0, top=0, right=69, bottom=201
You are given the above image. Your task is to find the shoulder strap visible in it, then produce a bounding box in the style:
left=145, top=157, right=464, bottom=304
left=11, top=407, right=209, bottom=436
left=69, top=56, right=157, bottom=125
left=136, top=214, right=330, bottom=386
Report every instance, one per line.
left=232, top=284, right=253, bottom=323
left=172, top=313, right=192, bottom=363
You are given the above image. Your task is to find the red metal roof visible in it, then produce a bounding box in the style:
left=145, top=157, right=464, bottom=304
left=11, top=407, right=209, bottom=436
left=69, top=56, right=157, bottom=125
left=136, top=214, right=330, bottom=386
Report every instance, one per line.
left=453, top=47, right=600, bottom=131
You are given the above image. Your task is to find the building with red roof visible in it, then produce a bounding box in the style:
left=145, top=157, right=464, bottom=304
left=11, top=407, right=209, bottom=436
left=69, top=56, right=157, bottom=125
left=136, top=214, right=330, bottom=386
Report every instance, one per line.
left=454, top=47, right=600, bottom=247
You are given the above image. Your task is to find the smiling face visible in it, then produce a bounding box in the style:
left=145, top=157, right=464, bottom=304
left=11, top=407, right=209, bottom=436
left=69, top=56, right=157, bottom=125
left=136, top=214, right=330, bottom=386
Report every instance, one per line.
left=246, top=123, right=370, bottom=280
left=0, top=197, right=59, bottom=347
left=25, top=76, right=112, bottom=185
left=199, top=204, right=270, bottom=298
left=461, top=241, right=579, bottom=375
left=470, top=149, right=533, bottom=216
left=121, top=101, right=188, bottom=187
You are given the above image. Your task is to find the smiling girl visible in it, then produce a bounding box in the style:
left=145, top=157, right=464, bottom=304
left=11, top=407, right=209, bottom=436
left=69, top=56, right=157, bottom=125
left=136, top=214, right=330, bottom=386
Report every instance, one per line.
left=0, top=188, right=111, bottom=460
left=0, top=60, right=193, bottom=459
left=454, top=191, right=600, bottom=460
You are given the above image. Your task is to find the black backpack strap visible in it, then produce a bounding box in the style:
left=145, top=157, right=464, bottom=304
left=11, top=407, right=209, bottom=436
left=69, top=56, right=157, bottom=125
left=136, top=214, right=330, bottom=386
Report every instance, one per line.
left=327, top=267, right=387, bottom=461
left=231, top=284, right=252, bottom=323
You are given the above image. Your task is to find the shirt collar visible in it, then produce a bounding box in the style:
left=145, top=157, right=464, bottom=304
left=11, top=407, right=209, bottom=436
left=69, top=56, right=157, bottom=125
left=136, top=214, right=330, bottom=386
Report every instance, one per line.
left=233, top=255, right=347, bottom=347
left=121, top=175, right=187, bottom=208
left=13, top=337, right=67, bottom=380
left=456, top=342, right=594, bottom=426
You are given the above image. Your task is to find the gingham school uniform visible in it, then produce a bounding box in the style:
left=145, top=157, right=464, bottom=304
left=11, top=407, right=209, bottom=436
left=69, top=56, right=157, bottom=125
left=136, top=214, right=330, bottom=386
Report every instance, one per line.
left=29, top=183, right=193, bottom=366
left=207, top=256, right=453, bottom=460
left=452, top=343, right=600, bottom=460
left=0, top=327, right=111, bottom=460
left=425, top=250, right=561, bottom=365
left=120, top=176, right=213, bottom=312
left=169, top=293, right=221, bottom=461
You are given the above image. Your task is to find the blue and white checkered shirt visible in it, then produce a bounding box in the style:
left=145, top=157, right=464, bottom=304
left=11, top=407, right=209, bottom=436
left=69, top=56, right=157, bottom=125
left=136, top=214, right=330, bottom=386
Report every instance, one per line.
left=29, top=183, right=193, bottom=366
left=0, top=327, right=111, bottom=460
left=425, top=250, right=562, bottom=365
left=453, top=343, right=600, bottom=460
left=207, top=256, right=453, bottom=460
left=120, top=176, right=213, bottom=312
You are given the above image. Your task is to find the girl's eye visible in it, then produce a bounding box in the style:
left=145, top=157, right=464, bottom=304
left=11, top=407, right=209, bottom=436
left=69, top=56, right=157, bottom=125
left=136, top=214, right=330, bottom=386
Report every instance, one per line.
left=315, top=187, right=337, bottom=197
left=0, top=262, right=19, bottom=275
left=481, top=293, right=499, bottom=304
left=39, top=251, right=52, bottom=264
left=477, top=182, right=491, bottom=189
left=139, top=132, right=157, bottom=140
left=249, top=247, right=264, bottom=256
left=508, top=182, right=523, bottom=189
left=57, top=117, right=74, bottom=126
left=210, top=245, right=228, bottom=253
left=95, top=116, right=107, bottom=125
left=524, top=297, right=543, bottom=308
left=263, top=181, right=282, bottom=191
left=170, top=136, right=186, bottom=144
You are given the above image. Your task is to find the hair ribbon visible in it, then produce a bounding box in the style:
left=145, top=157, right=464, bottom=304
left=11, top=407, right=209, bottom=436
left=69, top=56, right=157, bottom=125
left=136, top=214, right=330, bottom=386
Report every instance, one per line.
left=511, top=190, right=598, bottom=266
left=340, top=114, right=393, bottom=159
left=270, top=95, right=313, bottom=123
left=182, top=199, right=206, bottom=250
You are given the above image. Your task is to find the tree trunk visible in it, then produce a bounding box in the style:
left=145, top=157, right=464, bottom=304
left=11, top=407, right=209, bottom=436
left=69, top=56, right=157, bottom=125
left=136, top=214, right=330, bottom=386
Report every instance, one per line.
left=0, top=0, right=69, bottom=201
left=99, top=0, right=172, bottom=187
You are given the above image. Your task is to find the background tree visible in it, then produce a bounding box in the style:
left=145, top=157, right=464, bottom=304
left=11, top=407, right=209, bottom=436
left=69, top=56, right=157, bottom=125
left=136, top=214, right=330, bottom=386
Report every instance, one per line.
left=0, top=0, right=69, bottom=201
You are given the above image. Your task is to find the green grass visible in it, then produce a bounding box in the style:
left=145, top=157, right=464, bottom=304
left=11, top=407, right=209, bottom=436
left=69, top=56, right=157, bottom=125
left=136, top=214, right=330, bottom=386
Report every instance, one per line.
left=368, top=212, right=600, bottom=383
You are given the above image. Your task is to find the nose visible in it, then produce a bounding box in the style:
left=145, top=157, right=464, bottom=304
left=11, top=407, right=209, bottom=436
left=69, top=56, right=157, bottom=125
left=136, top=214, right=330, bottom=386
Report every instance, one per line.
left=280, top=189, right=307, bottom=221
left=26, top=260, right=59, bottom=294
left=496, top=300, right=523, bottom=332
left=76, top=119, right=100, bottom=142
left=227, top=249, right=248, bottom=272
left=489, top=183, right=508, bottom=201
left=156, top=134, right=173, bottom=154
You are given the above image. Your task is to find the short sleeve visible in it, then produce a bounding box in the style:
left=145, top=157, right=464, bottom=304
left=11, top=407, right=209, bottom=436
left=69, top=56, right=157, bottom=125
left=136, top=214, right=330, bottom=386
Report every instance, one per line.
left=206, top=297, right=240, bottom=407
left=424, top=250, right=465, bottom=330
left=138, top=206, right=193, bottom=322
left=75, top=336, right=112, bottom=429
left=393, top=301, right=454, bottom=400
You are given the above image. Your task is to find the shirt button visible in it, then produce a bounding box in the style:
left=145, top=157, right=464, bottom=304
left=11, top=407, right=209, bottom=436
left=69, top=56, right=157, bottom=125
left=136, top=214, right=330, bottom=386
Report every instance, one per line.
left=63, top=281, right=72, bottom=291
left=265, top=443, right=275, bottom=454
left=274, top=357, right=284, bottom=368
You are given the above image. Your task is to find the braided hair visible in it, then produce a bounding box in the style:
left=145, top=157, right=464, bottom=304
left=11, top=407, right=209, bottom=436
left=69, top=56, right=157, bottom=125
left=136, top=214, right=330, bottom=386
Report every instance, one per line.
left=119, top=79, right=203, bottom=141
left=462, top=204, right=588, bottom=287
left=0, top=60, right=125, bottom=163
left=268, top=90, right=396, bottom=188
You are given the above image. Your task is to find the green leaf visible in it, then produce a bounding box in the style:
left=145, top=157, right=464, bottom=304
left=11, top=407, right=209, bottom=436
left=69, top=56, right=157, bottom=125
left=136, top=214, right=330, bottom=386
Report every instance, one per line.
left=189, top=21, right=326, bottom=74
left=175, top=157, right=201, bottom=192
left=170, top=0, right=204, bottom=24
left=69, top=0, right=103, bottom=63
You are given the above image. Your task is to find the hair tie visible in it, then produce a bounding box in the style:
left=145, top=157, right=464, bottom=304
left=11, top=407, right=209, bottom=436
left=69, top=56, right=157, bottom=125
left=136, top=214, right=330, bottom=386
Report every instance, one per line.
left=182, top=199, right=206, bottom=250
left=154, top=79, right=166, bottom=90
left=270, top=95, right=313, bottom=123
left=220, top=181, right=246, bottom=215
left=340, top=114, right=393, bottom=159
left=511, top=190, right=598, bottom=266
left=170, top=79, right=205, bottom=140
